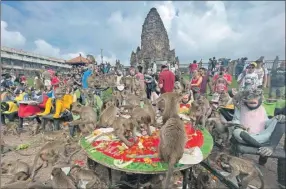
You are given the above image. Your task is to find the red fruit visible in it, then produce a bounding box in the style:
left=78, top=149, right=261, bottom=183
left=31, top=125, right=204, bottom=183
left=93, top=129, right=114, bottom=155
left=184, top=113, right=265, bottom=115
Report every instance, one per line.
left=185, top=129, right=204, bottom=148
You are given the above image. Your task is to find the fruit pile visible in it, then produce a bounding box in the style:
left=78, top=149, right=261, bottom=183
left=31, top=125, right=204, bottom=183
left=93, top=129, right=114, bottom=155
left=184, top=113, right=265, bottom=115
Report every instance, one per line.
left=91, top=123, right=204, bottom=164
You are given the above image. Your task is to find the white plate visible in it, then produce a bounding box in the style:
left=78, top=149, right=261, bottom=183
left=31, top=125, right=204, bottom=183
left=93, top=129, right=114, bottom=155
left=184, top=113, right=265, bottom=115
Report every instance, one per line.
left=179, top=147, right=203, bottom=165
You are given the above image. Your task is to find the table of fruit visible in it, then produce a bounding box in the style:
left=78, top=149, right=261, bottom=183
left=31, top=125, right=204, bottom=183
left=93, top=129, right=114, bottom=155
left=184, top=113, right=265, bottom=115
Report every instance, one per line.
left=80, top=122, right=213, bottom=174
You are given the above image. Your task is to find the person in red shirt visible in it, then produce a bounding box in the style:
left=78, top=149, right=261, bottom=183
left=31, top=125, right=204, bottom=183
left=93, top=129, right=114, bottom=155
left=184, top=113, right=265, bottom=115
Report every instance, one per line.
left=158, top=65, right=175, bottom=94
left=51, top=72, right=60, bottom=90
left=212, top=67, right=232, bottom=93
left=189, top=60, right=198, bottom=79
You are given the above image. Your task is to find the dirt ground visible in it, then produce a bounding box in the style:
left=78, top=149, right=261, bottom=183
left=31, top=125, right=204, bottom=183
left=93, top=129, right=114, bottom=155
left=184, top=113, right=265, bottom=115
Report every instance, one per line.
left=1, top=125, right=284, bottom=189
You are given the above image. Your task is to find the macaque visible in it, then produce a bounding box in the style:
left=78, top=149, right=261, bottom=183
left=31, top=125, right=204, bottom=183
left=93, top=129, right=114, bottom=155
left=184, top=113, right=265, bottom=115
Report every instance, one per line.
left=159, top=118, right=187, bottom=189
left=51, top=167, right=76, bottom=189
left=216, top=153, right=264, bottom=189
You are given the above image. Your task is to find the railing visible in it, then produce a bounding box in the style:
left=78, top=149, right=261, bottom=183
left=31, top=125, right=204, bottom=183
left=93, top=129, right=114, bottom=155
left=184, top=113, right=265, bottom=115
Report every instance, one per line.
left=123, top=60, right=285, bottom=71
left=1, top=52, right=72, bottom=68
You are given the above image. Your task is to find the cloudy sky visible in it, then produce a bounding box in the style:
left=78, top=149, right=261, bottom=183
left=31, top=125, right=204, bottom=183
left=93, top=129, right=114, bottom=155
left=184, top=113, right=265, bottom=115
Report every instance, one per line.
left=1, top=1, right=285, bottom=65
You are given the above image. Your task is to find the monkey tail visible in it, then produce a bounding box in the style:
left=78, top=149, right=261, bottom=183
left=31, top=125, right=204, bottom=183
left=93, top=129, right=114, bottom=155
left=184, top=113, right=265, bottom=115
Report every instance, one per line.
left=30, top=153, right=41, bottom=181
left=255, top=166, right=264, bottom=189
left=66, top=148, right=83, bottom=163
left=164, top=158, right=176, bottom=189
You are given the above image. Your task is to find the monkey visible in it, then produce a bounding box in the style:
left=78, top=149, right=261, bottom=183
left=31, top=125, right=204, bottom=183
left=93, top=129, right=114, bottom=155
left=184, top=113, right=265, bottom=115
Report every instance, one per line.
left=51, top=167, right=76, bottom=189
left=1, top=171, right=30, bottom=184
left=156, top=92, right=183, bottom=125
left=174, top=81, right=184, bottom=94
left=156, top=98, right=165, bottom=114
left=196, top=171, right=218, bottom=189
left=87, top=73, right=97, bottom=88
left=26, top=119, right=41, bottom=136
left=3, top=121, right=20, bottom=136
left=40, top=130, right=70, bottom=142
left=34, top=76, right=44, bottom=91
left=122, top=76, right=135, bottom=94
left=27, top=181, right=54, bottom=189
left=105, top=75, right=117, bottom=87
left=142, top=99, right=157, bottom=127
left=1, top=159, right=30, bottom=184
left=30, top=141, right=74, bottom=180
left=130, top=106, right=152, bottom=137
left=112, top=90, right=125, bottom=107
left=98, top=103, right=120, bottom=128
left=68, top=102, right=97, bottom=135
left=134, top=87, right=147, bottom=100
left=121, top=91, right=141, bottom=111
left=158, top=118, right=187, bottom=189
left=189, top=95, right=211, bottom=129
left=216, top=153, right=264, bottom=189
left=69, top=165, right=108, bottom=189
left=1, top=159, right=30, bottom=175
left=1, top=180, right=31, bottom=189
left=91, top=116, right=135, bottom=147
left=218, top=91, right=232, bottom=107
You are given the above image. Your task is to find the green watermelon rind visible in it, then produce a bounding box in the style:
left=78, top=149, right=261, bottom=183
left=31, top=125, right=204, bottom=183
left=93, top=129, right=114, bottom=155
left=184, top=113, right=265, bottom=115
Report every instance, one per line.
left=80, top=128, right=213, bottom=172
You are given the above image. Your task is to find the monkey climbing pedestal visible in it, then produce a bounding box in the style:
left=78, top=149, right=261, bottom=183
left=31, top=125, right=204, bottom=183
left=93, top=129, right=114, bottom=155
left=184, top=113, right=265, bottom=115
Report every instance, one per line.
left=80, top=124, right=213, bottom=189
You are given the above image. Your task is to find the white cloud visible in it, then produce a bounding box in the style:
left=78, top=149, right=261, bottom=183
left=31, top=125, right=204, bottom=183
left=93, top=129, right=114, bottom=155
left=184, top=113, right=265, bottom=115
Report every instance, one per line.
left=1, top=20, right=26, bottom=47
left=33, top=39, right=117, bottom=63
left=95, top=53, right=117, bottom=65
left=1, top=1, right=285, bottom=65
left=34, top=39, right=61, bottom=57
left=155, top=1, right=176, bottom=32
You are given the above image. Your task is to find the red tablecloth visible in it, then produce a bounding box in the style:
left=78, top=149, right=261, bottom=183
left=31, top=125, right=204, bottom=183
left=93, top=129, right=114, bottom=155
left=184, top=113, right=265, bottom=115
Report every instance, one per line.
left=18, top=95, right=48, bottom=118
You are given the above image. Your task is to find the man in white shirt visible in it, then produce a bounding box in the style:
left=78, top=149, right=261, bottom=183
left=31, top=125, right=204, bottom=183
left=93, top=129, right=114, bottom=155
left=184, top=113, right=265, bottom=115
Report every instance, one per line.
left=237, top=62, right=259, bottom=91
left=254, top=60, right=267, bottom=88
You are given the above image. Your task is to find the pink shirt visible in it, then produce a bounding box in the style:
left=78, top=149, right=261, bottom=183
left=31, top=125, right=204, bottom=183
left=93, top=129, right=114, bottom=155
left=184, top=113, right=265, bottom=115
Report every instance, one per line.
left=239, top=105, right=267, bottom=134
left=136, top=73, right=145, bottom=89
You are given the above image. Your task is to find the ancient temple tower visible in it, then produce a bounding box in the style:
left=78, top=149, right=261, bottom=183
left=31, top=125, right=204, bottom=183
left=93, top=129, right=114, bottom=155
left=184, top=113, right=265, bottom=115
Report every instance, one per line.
left=130, top=7, right=177, bottom=69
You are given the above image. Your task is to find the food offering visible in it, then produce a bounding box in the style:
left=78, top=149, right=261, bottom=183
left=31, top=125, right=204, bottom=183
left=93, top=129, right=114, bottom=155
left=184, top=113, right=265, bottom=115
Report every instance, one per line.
left=81, top=123, right=213, bottom=172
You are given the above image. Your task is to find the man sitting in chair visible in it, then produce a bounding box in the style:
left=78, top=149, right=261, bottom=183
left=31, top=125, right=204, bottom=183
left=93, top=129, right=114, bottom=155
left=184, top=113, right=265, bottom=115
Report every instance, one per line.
left=230, top=89, right=285, bottom=165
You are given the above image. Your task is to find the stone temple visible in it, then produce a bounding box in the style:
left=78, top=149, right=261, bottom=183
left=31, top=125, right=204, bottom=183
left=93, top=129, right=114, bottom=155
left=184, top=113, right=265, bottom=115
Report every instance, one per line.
left=130, top=7, right=178, bottom=71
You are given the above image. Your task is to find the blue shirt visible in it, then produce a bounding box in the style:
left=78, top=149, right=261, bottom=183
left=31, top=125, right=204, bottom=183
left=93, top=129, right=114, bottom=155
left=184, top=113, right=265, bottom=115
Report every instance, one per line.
left=82, top=69, right=92, bottom=89
left=47, top=90, right=54, bottom=98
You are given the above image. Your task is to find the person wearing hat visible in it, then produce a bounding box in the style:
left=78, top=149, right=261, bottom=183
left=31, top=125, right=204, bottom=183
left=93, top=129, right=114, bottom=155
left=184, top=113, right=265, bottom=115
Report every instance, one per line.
left=237, top=62, right=259, bottom=91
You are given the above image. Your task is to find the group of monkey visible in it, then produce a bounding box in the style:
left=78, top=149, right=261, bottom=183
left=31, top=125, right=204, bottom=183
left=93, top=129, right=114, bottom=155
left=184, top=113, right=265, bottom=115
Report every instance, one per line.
left=1, top=73, right=265, bottom=189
